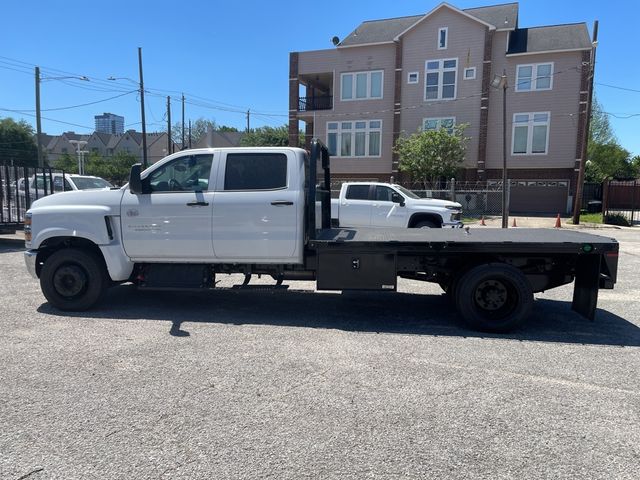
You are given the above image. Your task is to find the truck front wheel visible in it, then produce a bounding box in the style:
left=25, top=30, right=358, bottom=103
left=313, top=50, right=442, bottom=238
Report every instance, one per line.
left=455, top=263, right=533, bottom=333
left=40, top=248, right=108, bottom=311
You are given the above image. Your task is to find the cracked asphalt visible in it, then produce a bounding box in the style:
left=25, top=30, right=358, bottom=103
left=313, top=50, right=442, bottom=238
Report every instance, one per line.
left=1, top=228, right=639, bottom=479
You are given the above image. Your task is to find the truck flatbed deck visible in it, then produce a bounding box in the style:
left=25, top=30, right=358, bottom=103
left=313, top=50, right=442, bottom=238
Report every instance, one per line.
left=313, top=227, right=617, bottom=253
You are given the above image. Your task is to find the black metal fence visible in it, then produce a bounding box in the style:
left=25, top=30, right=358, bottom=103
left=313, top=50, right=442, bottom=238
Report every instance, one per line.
left=1, top=164, right=66, bottom=230
left=603, top=179, right=640, bottom=225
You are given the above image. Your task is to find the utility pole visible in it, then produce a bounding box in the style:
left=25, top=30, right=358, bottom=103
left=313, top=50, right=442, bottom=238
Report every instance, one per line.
left=501, top=69, right=508, bottom=229
left=181, top=93, right=185, bottom=150
left=188, top=119, right=192, bottom=149
left=572, top=20, right=599, bottom=225
left=35, top=67, right=43, bottom=168
left=167, top=96, right=172, bottom=154
left=246, top=109, right=250, bottom=132
left=138, top=47, right=148, bottom=168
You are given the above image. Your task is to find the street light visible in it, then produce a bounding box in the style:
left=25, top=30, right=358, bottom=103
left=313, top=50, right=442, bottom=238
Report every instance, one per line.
left=35, top=67, right=89, bottom=168
left=108, top=48, right=148, bottom=168
left=491, top=70, right=509, bottom=229
left=68, top=140, right=88, bottom=174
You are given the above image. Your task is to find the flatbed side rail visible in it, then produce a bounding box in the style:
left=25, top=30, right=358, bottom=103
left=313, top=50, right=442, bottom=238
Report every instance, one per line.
left=307, top=139, right=331, bottom=240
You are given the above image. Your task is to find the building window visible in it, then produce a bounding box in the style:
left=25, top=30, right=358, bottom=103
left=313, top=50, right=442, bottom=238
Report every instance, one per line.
left=340, top=70, right=384, bottom=101
left=425, top=58, right=457, bottom=100
left=464, top=67, right=476, bottom=80
left=408, top=72, right=419, bottom=84
left=516, top=63, right=553, bottom=91
left=512, top=112, right=550, bottom=155
left=438, top=27, right=448, bottom=49
left=327, top=120, right=382, bottom=158
left=423, top=117, right=455, bottom=134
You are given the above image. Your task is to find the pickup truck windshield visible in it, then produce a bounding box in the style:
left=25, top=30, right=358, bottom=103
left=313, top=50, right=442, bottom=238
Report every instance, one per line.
left=395, top=185, right=420, bottom=199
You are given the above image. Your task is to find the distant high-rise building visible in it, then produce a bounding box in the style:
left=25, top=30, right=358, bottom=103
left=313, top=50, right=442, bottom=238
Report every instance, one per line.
left=95, top=112, right=124, bottom=134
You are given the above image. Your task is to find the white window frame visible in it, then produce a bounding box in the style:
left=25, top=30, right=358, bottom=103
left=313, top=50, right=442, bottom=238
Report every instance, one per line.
left=424, top=58, right=458, bottom=101
left=438, top=27, right=448, bottom=50
left=326, top=120, right=382, bottom=158
left=340, top=70, right=384, bottom=101
left=515, top=62, right=554, bottom=92
left=423, top=117, right=456, bottom=134
left=464, top=67, right=476, bottom=80
left=407, top=72, right=419, bottom=84
left=511, top=112, right=550, bottom=156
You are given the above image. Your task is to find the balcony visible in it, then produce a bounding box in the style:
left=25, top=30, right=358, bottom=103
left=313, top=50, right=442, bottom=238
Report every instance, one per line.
left=298, top=95, right=333, bottom=112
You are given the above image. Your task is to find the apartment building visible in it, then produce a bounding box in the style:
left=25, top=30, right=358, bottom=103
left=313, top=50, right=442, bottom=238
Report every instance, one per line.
left=289, top=2, right=594, bottom=213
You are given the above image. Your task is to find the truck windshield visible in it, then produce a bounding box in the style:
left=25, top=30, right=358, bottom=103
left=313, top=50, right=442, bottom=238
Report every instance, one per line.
left=394, top=185, right=420, bottom=199
left=71, top=177, right=113, bottom=190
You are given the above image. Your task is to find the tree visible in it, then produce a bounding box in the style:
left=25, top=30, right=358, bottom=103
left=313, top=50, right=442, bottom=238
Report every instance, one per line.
left=0, top=118, right=38, bottom=167
left=240, top=125, right=290, bottom=147
left=171, top=118, right=217, bottom=146
left=394, top=124, right=469, bottom=188
left=52, top=153, right=78, bottom=173
left=84, top=151, right=137, bottom=186
left=585, top=142, right=638, bottom=182
left=589, top=96, right=615, bottom=147
left=217, top=125, right=239, bottom=132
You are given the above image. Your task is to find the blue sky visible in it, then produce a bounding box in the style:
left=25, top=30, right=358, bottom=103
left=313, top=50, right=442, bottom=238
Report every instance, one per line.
left=1, top=0, right=638, bottom=155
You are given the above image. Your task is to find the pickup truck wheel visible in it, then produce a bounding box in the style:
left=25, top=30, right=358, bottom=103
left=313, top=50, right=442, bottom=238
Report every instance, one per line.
left=455, top=264, right=533, bottom=333
left=414, top=220, right=438, bottom=229
left=40, top=248, right=108, bottom=311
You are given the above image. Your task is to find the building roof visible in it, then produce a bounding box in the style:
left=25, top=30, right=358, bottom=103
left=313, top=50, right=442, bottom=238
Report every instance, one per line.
left=507, top=23, right=591, bottom=54
left=339, top=15, right=423, bottom=47
left=339, top=2, right=519, bottom=47
left=464, top=2, right=518, bottom=30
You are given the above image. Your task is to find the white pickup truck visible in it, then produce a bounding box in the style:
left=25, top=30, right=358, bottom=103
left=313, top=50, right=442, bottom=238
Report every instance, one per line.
left=331, top=182, right=462, bottom=228
left=22, top=141, right=619, bottom=332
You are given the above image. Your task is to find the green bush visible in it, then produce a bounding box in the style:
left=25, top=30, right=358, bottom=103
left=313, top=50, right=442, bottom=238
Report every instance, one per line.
left=604, top=213, right=631, bottom=227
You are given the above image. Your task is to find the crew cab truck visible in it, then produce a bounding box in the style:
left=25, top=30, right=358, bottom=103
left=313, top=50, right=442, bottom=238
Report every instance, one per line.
left=23, top=140, right=619, bottom=332
left=331, top=182, right=463, bottom=229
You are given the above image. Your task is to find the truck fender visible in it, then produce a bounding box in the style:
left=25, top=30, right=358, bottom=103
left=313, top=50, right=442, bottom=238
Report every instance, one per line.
left=408, top=212, right=443, bottom=228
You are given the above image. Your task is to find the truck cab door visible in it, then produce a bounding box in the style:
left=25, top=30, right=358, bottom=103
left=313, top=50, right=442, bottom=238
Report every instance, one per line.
left=120, top=153, right=217, bottom=261
left=338, top=184, right=373, bottom=227
left=211, top=150, right=302, bottom=263
left=371, top=185, right=408, bottom=227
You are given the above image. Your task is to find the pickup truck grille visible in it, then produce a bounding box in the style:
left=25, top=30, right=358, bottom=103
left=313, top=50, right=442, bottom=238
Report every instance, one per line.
left=451, top=212, right=461, bottom=221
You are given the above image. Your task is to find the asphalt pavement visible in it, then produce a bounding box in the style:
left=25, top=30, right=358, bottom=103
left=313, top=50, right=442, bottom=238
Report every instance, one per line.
left=0, top=229, right=638, bottom=479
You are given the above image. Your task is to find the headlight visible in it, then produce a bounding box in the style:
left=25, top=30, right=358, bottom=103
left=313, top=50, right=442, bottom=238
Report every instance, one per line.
left=24, top=212, right=32, bottom=242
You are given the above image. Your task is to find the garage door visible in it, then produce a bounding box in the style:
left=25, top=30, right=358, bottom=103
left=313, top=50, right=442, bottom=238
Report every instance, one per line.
left=509, top=180, right=569, bottom=214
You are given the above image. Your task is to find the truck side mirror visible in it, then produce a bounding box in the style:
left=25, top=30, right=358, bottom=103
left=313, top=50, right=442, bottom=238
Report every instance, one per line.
left=129, top=164, right=143, bottom=194
left=392, top=192, right=405, bottom=207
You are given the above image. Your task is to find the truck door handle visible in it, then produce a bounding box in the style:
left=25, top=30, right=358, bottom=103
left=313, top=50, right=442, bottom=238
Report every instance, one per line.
left=271, top=201, right=293, bottom=206
left=186, top=201, right=209, bottom=206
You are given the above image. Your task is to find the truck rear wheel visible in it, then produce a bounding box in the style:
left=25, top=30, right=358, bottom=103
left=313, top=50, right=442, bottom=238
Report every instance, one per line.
left=40, top=248, right=108, bottom=311
left=455, top=263, right=533, bottom=333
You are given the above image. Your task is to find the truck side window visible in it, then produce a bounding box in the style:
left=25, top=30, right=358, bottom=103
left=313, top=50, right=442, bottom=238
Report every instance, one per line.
left=224, top=153, right=287, bottom=190
left=346, top=185, right=370, bottom=200
left=375, top=186, right=395, bottom=202
left=148, top=154, right=213, bottom=192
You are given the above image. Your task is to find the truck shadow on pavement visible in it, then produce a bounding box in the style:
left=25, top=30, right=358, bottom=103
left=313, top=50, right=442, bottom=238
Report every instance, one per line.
left=37, top=284, right=640, bottom=347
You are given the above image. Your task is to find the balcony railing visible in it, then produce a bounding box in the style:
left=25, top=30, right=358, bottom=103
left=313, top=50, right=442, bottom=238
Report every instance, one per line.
left=298, top=95, right=333, bottom=112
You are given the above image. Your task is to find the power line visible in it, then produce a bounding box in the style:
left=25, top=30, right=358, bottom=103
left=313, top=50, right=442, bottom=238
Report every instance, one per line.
left=596, top=82, right=640, bottom=94
left=8, top=90, right=137, bottom=113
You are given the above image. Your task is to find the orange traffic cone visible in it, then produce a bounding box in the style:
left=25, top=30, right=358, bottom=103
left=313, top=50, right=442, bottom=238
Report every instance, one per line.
left=554, top=214, right=562, bottom=228
left=480, top=216, right=486, bottom=226
left=512, top=217, right=517, bottom=227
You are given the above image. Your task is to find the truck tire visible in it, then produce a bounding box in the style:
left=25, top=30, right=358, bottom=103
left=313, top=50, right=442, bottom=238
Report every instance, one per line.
left=455, top=263, right=533, bottom=333
left=40, top=248, right=108, bottom=311
left=414, top=220, right=438, bottom=228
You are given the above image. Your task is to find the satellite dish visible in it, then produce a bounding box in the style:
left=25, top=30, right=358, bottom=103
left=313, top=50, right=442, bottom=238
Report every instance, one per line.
left=331, top=36, right=340, bottom=46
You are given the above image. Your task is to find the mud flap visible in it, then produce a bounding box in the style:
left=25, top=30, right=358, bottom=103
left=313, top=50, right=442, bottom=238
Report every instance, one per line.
left=571, top=255, right=601, bottom=321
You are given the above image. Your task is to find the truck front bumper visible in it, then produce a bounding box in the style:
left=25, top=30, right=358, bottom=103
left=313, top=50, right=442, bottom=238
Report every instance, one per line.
left=442, top=222, right=464, bottom=228
left=24, top=250, right=38, bottom=279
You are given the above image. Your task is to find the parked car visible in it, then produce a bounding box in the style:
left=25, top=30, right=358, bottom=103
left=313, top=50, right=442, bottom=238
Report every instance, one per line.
left=17, top=173, right=113, bottom=202
left=331, top=182, right=463, bottom=228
